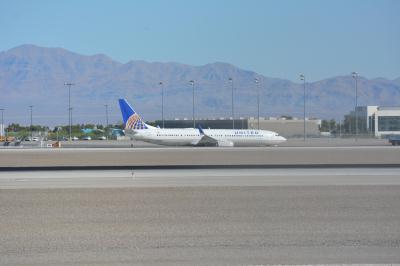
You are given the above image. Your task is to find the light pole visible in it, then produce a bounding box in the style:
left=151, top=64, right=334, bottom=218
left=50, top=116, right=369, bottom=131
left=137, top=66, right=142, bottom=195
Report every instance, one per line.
left=255, top=77, right=260, bottom=130
left=0, top=108, right=4, bottom=137
left=159, top=82, right=165, bottom=128
left=29, top=105, right=33, bottom=140
left=70, top=107, right=73, bottom=138
left=299, top=74, right=306, bottom=141
left=229, top=77, right=234, bottom=129
left=352, top=72, right=358, bottom=141
left=104, top=104, right=109, bottom=138
left=64, top=82, right=75, bottom=141
left=189, top=80, right=195, bottom=128
left=104, top=104, right=109, bottom=127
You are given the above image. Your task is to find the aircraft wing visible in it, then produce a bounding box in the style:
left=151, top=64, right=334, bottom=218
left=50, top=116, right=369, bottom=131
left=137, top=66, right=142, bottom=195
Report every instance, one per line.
left=196, top=133, right=219, bottom=146
left=195, top=127, right=233, bottom=147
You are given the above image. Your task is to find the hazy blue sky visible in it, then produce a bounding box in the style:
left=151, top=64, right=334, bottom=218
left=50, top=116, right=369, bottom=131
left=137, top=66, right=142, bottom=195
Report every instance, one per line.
left=0, top=0, right=399, bottom=81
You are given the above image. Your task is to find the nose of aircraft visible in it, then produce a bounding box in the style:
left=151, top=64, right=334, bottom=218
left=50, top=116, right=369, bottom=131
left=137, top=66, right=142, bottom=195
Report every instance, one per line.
left=279, top=136, right=287, bottom=143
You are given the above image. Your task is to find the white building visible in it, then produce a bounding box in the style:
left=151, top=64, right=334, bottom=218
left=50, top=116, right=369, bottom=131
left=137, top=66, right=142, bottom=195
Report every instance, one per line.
left=353, top=106, right=400, bottom=137
left=373, top=107, right=400, bottom=137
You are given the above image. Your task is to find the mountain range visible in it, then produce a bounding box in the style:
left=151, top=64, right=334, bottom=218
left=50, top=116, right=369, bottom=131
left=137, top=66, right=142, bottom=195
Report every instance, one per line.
left=0, top=44, right=399, bottom=126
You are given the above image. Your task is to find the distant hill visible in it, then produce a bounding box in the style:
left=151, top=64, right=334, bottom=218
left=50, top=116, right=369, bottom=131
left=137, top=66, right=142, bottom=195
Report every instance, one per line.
left=0, top=44, right=399, bottom=126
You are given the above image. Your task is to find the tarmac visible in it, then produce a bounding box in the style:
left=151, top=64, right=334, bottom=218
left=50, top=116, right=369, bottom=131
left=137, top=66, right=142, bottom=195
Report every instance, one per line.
left=1, top=168, right=399, bottom=264
left=1, top=168, right=400, bottom=188
left=1, top=139, right=399, bottom=264
left=0, top=146, right=399, bottom=169
left=1, top=137, right=391, bottom=149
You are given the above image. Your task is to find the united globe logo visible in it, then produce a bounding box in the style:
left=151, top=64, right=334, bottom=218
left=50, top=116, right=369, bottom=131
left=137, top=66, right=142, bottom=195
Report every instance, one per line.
left=126, top=113, right=148, bottom=130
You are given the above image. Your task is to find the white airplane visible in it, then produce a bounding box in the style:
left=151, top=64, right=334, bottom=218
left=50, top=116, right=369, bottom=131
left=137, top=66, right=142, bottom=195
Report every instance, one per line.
left=118, top=98, right=286, bottom=147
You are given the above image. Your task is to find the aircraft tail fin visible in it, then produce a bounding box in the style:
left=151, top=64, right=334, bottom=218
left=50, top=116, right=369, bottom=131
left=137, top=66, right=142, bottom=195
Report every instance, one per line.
left=118, top=99, right=150, bottom=130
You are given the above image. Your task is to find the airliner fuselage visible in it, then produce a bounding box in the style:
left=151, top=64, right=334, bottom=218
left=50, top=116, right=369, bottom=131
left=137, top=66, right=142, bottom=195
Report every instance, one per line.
left=126, top=128, right=286, bottom=147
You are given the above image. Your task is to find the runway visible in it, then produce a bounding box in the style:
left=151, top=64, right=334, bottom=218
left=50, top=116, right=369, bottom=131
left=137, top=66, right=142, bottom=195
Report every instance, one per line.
left=1, top=167, right=400, bottom=264
left=1, top=144, right=399, bottom=264
left=1, top=168, right=400, bottom=188
left=0, top=146, right=399, bottom=168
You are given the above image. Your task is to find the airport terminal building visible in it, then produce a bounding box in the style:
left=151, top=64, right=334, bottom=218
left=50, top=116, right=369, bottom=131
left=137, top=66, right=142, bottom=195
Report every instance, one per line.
left=247, top=118, right=321, bottom=137
left=349, top=106, right=400, bottom=137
